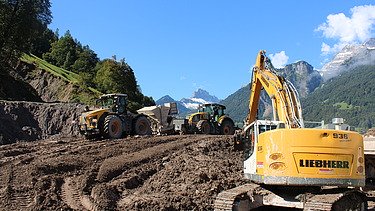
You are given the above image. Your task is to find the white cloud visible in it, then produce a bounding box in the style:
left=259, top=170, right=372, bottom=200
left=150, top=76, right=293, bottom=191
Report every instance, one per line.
left=269, top=51, right=289, bottom=68
left=321, top=42, right=331, bottom=55
left=316, top=5, right=375, bottom=55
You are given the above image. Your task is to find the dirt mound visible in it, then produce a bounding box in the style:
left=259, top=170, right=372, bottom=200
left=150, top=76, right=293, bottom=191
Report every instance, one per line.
left=0, top=135, right=245, bottom=210
left=0, top=101, right=84, bottom=144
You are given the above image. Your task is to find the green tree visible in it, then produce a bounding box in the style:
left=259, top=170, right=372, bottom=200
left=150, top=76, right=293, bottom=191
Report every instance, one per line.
left=72, top=45, right=99, bottom=86
left=43, top=31, right=99, bottom=84
left=43, top=30, right=77, bottom=70
left=29, top=27, right=57, bottom=57
left=0, top=0, right=52, bottom=67
left=95, top=58, right=155, bottom=111
left=72, top=45, right=98, bottom=73
left=94, top=59, right=123, bottom=93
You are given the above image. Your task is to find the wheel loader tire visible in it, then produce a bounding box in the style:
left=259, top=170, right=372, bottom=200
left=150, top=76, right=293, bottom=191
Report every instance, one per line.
left=220, top=119, right=235, bottom=135
left=103, top=115, right=123, bottom=139
left=197, top=120, right=211, bottom=134
left=134, top=116, right=152, bottom=135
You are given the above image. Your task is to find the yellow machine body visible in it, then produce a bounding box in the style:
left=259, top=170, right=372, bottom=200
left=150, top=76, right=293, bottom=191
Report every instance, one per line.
left=79, top=108, right=108, bottom=131
left=214, top=50, right=367, bottom=210
left=244, top=127, right=365, bottom=187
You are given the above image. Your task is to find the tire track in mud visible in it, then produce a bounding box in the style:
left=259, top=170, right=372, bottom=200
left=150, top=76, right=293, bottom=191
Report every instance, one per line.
left=96, top=135, right=199, bottom=182
left=0, top=165, right=9, bottom=207
left=61, top=176, right=98, bottom=211
left=9, top=189, right=33, bottom=209
left=0, top=164, right=34, bottom=209
left=60, top=135, right=207, bottom=210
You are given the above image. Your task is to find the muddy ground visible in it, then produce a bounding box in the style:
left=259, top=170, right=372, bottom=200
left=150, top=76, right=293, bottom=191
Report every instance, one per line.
left=0, top=135, right=247, bottom=210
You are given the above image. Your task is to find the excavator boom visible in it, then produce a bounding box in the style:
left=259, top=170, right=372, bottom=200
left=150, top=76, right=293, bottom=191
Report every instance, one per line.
left=247, top=50, right=303, bottom=128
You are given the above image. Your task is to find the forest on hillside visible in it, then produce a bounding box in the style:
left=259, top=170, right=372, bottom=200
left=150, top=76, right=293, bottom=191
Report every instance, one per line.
left=302, top=65, right=375, bottom=131
left=0, top=0, right=154, bottom=111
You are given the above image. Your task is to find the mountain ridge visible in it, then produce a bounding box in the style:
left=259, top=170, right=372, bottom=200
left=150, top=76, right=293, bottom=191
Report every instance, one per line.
left=320, top=39, right=375, bottom=81
left=156, top=89, right=220, bottom=115
left=302, top=64, right=375, bottom=130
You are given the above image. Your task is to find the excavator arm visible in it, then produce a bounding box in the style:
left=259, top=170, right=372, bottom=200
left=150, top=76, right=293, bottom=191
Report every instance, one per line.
left=246, top=50, right=304, bottom=128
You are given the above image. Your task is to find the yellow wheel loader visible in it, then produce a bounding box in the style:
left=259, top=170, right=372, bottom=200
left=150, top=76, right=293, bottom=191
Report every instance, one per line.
left=214, top=51, right=369, bottom=210
left=79, top=94, right=152, bottom=139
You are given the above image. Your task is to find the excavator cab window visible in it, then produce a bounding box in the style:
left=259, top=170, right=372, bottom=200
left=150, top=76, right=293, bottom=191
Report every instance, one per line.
left=244, top=125, right=255, bottom=160
left=258, top=124, right=277, bottom=134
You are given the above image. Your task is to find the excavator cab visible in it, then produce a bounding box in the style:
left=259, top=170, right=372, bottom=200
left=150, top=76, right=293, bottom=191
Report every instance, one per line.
left=242, top=120, right=280, bottom=159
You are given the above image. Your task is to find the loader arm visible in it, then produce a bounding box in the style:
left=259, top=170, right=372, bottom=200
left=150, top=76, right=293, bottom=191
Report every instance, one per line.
left=246, top=50, right=304, bottom=128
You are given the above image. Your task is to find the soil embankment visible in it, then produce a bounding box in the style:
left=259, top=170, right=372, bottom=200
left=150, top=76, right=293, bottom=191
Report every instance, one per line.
left=0, top=101, right=83, bottom=145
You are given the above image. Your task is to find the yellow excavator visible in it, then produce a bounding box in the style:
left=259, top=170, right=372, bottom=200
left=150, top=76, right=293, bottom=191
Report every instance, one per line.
left=214, top=50, right=368, bottom=210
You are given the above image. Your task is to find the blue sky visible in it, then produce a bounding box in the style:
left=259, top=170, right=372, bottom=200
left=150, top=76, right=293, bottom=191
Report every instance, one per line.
left=50, top=1, right=375, bottom=100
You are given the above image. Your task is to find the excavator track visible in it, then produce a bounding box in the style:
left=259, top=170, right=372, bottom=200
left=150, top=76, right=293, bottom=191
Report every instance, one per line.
left=214, top=183, right=260, bottom=210
left=214, top=184, right=367, bottom=211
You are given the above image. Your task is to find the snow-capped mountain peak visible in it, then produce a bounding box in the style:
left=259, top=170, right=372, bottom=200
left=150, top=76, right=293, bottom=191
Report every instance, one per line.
left=180, top=89, right=220, bottom=110
left=191, top=89, right=220, bottom=102
left=155, top=89, right=220, bottom=114
left=320, top=39, right=375, bottom=81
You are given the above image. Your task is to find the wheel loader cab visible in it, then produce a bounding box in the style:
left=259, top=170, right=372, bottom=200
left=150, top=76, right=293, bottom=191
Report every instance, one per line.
left=197, top=103, right=226, bottom=121
left=97, top=94, right=127, bottom=114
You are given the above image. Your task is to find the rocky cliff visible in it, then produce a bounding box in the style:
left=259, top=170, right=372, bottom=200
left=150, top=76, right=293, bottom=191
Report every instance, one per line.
left=279, top=61, right=322, bottom=97
left=14, top=61, right=77, bottom=102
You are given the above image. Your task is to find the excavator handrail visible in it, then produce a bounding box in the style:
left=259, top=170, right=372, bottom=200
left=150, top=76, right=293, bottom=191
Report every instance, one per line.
left=286, top=80, right=304, bottom=127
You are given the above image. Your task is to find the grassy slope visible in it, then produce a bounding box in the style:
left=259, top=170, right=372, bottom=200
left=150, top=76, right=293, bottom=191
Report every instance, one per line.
left=21, top=54, right=101, bottom=104
left=22, top=54, right=80, bottom=83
